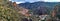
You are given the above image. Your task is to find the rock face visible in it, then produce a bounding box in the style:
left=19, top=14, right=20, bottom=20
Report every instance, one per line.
left=13, top=2, right=31, bottom=17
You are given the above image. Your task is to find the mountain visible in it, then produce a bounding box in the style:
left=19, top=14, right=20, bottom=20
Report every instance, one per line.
left=18, top=1, right=60, bottom=15
left=18, top=2, right=60, bottom=10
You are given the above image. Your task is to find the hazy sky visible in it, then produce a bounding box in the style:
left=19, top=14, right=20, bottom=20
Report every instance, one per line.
left=9, top=0, right=60, bottom=4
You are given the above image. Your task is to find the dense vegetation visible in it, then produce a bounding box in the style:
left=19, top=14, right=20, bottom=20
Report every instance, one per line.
left=0, top=0, right=25, bottom=21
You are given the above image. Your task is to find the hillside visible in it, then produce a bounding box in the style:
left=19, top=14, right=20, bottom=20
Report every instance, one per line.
left=18, top=2, right=59, bottom=10
left=0, top=0, right=29, bottom=21
left=18, top=1, right=60, bottom=15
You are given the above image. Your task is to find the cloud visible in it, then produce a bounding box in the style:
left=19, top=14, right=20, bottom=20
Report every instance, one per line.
left=44, top=0, right=60, bottom=2
left=9, top=0, right=25, bottom=2
left=9, top=0, right=41, bottom=4
left=16, top=2, right=23, bottom=4
left=9, top=0, right=12, bottom=1
left=9, top=0, right=25, bottom=4
left=9, top=0, right=60, bottom=2
left=16, top=1, right=25, bottom=4
left=9, top=0, right=60, bottom=4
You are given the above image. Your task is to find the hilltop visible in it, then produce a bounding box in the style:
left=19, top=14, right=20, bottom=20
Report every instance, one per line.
left=18, top=1, right=60, bottom=15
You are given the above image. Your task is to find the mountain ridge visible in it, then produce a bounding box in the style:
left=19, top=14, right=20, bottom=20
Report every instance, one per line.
left=18, top=2, right=60, bottom=15
left=18, top=2, right=60, bottom=10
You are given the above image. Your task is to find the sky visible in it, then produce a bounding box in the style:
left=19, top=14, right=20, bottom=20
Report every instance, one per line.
left=9, top=0, right=60, bottom=4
